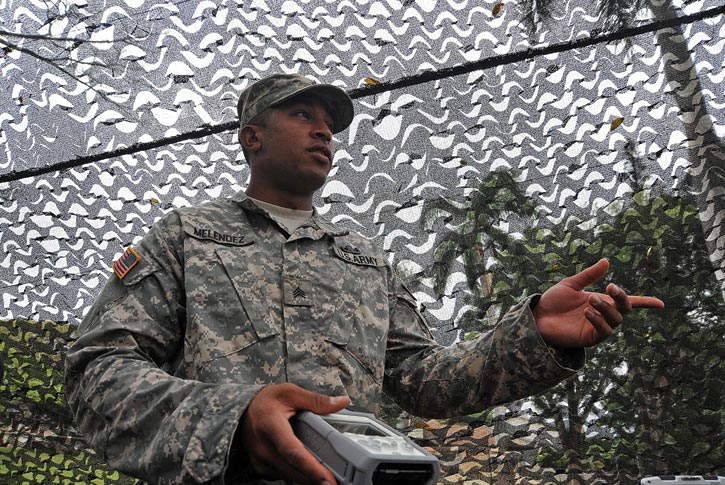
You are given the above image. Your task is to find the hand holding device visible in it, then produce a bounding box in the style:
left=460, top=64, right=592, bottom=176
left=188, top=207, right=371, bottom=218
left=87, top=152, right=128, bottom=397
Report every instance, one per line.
left=239, top=383, right=350, bottom=484
left=292, top=407, right=440, bottom=485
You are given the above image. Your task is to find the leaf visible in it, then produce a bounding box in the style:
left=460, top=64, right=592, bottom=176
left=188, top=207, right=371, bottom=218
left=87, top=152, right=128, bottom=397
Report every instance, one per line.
left=610, top=117, right=624, bottom=131
left=464, top=330, right=481, bottom=340
left=364, top=77, right=381, bottom=86
left=492, top=2, right=504, bottom=16
left=150, top=197, right=159, bottom=204
left=27, top=378, right=44, bottom=388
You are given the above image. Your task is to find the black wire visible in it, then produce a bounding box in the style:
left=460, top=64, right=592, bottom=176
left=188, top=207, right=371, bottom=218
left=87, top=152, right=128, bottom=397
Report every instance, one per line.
left=346, top=4, right=725, bottom=99
left=0, top=4, right=723, bottom=185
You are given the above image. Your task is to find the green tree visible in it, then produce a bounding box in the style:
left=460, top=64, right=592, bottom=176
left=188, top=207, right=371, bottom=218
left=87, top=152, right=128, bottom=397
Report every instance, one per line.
left=533, top=185, right=723, bottom=481
left=423, top=168, right=724, bottom=481
left=420, top=169, right=549, bottom=337
left=421, top=170, right=606, bottom=479
left=521, top=0, right=725, bottom=298
left=584, top=189, right=724, bottom=477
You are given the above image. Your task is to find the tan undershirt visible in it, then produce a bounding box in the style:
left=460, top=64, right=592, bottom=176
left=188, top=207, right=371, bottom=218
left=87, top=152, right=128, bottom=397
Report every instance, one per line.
left=248, top=197, right=313, bottom=234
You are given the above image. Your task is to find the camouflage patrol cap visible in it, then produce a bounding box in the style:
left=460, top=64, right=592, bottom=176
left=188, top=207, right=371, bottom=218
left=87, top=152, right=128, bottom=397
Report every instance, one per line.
left=237, top=74, right=355, bottom=134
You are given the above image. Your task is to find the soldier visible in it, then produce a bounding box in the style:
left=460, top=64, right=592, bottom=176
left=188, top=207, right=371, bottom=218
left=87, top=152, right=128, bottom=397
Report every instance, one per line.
left=65, top=74, right=665, bottom=485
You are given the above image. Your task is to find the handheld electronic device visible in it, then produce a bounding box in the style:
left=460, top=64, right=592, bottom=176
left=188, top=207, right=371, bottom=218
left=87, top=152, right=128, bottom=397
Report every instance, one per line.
left=291, top=408, right=440, bottom=485
left=641, top=476, right=724, bottom=484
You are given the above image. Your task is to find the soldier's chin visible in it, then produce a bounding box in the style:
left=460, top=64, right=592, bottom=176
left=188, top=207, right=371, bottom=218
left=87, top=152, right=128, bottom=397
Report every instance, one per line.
left=293, top=173, right=328, bottom=196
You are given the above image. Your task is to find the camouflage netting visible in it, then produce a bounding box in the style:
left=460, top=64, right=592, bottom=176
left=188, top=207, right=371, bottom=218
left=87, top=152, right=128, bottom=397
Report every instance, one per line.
left=0, top=319, right=142, bottom=484
left=1, top=309, right=722, bottom=483
left=1, top=0, right=724, bottom=483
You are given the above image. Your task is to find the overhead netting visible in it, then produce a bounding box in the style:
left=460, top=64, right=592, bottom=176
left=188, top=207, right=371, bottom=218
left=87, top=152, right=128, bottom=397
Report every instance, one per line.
left=1, top=0, right=723, bottom=483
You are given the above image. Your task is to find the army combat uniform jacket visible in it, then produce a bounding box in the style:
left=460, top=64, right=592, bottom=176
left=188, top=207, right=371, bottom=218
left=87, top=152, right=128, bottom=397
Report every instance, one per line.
left=65, top=193, right=583, bottom=485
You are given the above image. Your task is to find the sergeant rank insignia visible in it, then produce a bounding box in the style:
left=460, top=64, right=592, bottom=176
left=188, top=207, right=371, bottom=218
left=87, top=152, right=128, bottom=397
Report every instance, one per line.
left=113, top=246, right=140, bottom=280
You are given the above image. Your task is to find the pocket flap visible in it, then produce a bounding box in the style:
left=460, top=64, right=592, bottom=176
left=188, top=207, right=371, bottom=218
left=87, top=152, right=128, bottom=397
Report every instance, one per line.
left=215, top=247, right=277, bottom=339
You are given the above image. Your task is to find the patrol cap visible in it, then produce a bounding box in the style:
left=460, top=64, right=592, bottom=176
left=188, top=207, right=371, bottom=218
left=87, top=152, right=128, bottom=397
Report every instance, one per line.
left=237, top=74, right=355, bottom=134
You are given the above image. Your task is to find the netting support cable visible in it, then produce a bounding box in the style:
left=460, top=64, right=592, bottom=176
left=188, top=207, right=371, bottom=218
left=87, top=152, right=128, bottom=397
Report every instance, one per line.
left=1, top=4, right=723, bottom=185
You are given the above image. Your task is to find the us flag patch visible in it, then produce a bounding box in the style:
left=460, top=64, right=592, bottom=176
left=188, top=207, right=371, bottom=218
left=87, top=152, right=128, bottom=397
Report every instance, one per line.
left=113, top=246, right=140, bottom=280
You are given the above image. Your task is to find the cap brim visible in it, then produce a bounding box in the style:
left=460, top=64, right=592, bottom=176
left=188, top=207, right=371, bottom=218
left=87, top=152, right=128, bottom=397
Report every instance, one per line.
left=269, top=84, right=355, bottom=134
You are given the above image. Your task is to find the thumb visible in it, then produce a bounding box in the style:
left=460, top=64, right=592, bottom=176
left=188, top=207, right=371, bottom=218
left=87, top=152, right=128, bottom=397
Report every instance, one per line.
left=565, top=258, right=609, bottom=291
left=278, top=384, right=351, bottom=415
left=311, top=394, right=351, bottom=415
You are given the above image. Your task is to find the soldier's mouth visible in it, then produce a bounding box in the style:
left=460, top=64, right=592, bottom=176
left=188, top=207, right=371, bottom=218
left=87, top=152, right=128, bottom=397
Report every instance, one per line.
left=308, top=145, right=332, bottom=164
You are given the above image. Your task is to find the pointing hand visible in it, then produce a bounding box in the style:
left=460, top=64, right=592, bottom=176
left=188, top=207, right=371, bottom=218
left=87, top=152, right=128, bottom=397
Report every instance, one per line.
left=533, top=259, right=665, bottom=348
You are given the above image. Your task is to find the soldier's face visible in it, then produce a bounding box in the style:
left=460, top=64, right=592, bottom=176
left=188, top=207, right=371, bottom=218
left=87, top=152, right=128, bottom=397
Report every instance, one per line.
left=252, top=95, right=335, bottom=196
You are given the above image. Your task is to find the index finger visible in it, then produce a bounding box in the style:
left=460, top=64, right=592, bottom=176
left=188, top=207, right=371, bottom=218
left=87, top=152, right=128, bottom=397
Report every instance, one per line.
left=564, top=258, right=610, bottom=291
left=629, top=295, right=665, bottom=309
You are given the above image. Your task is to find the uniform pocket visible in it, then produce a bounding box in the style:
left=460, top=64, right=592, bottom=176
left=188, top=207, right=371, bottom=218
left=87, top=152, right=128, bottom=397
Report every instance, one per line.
left=322, top=244, right=390, bottom=386
left=180, top=238, right=281, bottom=381
left=215, top=247, right=278, bottom=340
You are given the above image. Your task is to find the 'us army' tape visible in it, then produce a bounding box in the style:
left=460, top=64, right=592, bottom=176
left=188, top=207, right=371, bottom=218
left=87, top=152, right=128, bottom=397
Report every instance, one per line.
left=333, top=247, right=384, bottom=267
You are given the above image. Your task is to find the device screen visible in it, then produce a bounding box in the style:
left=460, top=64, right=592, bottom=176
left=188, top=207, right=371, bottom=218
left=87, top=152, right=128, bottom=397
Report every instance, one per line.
left=324, top=418, right=387, bottom=436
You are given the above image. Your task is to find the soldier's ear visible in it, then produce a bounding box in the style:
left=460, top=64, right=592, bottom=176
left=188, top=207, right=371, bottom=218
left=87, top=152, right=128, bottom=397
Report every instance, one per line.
left=239, top=125, right=262, bottom=154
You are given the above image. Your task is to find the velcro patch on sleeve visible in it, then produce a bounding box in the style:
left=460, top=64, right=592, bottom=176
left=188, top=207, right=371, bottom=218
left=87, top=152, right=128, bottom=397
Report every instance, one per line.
left=113, top=246, right=140, bottom=280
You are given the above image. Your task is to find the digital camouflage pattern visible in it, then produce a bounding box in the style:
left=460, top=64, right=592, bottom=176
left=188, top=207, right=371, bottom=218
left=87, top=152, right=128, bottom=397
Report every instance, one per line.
left=64, top=193, right=583, bottom=485
left=236, top=73, right=354, bottom=133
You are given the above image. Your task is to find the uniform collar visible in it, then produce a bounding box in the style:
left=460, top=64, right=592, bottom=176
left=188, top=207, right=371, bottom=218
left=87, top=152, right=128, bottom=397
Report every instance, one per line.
left=232, top=191, right=349, bottom=238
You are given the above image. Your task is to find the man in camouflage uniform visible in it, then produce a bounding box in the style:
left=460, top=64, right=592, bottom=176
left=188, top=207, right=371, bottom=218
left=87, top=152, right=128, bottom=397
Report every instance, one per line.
left=65, top=74, right=665, bottom=485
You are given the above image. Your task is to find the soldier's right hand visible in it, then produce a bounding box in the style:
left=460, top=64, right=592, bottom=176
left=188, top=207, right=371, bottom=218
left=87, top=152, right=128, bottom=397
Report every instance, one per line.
left=239, top=383, right=350, bottom=484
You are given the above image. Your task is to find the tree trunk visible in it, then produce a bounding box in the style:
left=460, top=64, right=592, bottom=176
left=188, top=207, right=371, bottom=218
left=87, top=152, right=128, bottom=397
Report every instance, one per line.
left=649, top=0, right=725, bottom=296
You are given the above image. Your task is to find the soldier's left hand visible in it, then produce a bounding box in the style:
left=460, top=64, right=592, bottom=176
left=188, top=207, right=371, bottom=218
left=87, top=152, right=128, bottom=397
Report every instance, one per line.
left=533, top=258, right=664, bottom=348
